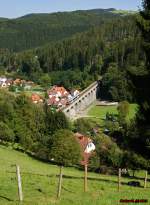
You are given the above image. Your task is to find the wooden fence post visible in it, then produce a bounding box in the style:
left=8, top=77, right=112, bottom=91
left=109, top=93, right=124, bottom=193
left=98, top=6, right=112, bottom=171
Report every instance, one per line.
left=16, top=165, right=23, bottom=202
left=144, top=170, right=148, bottom=188
left=57, top=166, right=63, bottom=198
left=118, top=168, right=121, bottom=192
left=84, top=164, right=88, bottom=192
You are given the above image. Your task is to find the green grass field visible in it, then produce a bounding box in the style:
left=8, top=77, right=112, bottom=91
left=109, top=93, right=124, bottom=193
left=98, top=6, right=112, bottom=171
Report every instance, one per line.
left=87, top=104, right=138, bottom=124
left=0, top=145, right=149, bottom=205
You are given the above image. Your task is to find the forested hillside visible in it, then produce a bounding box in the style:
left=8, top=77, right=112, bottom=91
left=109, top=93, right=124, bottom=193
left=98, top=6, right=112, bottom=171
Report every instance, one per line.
left=0, top=13, right=145, bottom=101
left=0, top=8, right=133, bottom=51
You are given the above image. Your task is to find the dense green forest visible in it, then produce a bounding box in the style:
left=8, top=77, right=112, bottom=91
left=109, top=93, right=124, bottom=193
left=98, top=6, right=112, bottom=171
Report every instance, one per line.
left=0, top=8, right=128, bottom=51
left=0, top=12, right=145, bottom=101
left=128, top=0, right=150, bottom=160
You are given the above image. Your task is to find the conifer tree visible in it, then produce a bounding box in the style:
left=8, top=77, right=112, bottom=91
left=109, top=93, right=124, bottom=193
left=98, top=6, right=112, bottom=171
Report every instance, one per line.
left=129, top=0, right=150, bottom=157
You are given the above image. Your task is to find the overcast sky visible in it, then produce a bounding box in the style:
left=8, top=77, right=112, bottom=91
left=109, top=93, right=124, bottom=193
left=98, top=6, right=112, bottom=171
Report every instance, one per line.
left=0, top=0, right=141, bottom=18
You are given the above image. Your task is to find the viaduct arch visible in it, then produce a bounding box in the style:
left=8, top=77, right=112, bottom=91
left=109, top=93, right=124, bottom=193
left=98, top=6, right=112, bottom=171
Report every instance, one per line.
left=62, top=81, right=99, bottom=120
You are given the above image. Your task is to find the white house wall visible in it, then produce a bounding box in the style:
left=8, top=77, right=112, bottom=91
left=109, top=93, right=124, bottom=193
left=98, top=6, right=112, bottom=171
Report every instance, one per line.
left=85, top=142, right=96, bottom=153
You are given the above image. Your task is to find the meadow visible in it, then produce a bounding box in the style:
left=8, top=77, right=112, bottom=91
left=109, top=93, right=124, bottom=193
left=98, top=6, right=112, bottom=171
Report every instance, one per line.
left=87, top=104, right=138, bottom=124
left=0, top=145, right=149, bottom=205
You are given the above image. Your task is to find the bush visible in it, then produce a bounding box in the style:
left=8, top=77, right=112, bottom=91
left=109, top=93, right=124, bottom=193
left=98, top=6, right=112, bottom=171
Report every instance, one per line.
left=49, top=129, right=81, bottom=166
left=0, top=122, right=15, bottom=142
left=117, top=101, right=130, bottom=124
left=74, top=118, right=94, bottom=135
left=90, top=134, right=123, bottom=172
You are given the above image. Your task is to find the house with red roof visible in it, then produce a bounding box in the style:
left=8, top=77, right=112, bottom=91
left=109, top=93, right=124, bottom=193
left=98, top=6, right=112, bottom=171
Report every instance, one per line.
left=47, top=86, right=69, bottom=98
left=47, top=85, right=80, bottom=108
left=13, top=78, right=21, bottom=85
left=47, top=86, right=69, bottom=107
left=31, top=93, right=43, bottom=104
left=75, top=133, right=95, bottom=165
left=47, top=96, right=59, bottom=106
left=0, top=76, right=13, bottom=88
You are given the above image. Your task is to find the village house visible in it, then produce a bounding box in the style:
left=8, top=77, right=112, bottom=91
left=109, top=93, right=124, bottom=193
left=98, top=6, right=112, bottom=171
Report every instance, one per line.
left=0, top=76, right=7, bottom=87
left=75, top=133, right=95, bottom=165
left=47, top=86, right=69, bottom=107
left=47, top=86, right=80, bottom=108
left=70, top=89, right=80, bottom=98
left=6, top=78, right=13, bottom=87
left=31, top=93, right=43, bottom=104
left=0, top=76, right=7, bottom=82
left=67, top=89, right=80, bottom=103
left=59, top=97, right=68, bottom=107
left=13, top=78, right=21, bottom=85
left=13, top=79, right=34, bottom=88
left=0, top=76, right=13, bottom=88
left=47, top=86, right=69, bottom=98
left=23, top=80, right=35, bottom=90
left=20, top=80, right=26, bottom=85
left=47, top=96, right=59, bottom=106
left=47, top=96, right=68, bottom=108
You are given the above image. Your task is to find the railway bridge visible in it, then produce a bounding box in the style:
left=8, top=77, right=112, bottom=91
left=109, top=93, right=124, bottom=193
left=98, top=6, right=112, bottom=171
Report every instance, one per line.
left=62, top=81, right=100, bottom=120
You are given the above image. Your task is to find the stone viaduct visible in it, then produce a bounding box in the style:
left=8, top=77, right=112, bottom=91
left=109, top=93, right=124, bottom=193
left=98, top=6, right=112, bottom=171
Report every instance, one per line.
left=62, top=81, right=99, bottom=120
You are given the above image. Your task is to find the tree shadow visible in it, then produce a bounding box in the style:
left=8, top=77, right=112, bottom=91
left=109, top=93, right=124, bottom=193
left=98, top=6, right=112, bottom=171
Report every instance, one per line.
left=62, top=186, right=75, bottom=193
left=0, top=195, right=14, bottom=201
left=62, top=174, right=147, bottom=188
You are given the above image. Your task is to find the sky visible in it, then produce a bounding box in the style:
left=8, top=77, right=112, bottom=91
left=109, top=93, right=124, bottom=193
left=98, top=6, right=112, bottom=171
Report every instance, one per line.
left=0, top=0, right=141, bottom=18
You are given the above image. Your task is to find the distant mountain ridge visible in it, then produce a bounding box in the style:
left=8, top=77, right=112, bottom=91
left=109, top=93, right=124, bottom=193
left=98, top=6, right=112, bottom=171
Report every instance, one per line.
left=0, top=17, right=8, bottom=21
left=19, top=8, right=116, bottom=17
left=0, top=8, right=136, bottom=20
left=0, top=8, right=135, bottom=52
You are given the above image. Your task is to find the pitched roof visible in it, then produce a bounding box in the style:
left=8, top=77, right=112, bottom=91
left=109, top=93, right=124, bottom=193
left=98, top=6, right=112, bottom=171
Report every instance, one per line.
left=47, top=86, right=69, bottom=97
left=13, top=79, right=21, bottom=84
left=75, top=133, right=92, bottom=151
left=59, top=98, right=68, bottom=106
left=74, top=133, right=93, bottom=165
left=47, top=96, right=59, bottom=106
left=31, top=93, right=43, bottom=103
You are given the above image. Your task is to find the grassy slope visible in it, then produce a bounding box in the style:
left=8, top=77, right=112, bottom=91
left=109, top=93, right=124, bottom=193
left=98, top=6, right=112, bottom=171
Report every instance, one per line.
left=88, top=104, right=138, bottom=123
left=0, top=145, right=149, bottom=205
